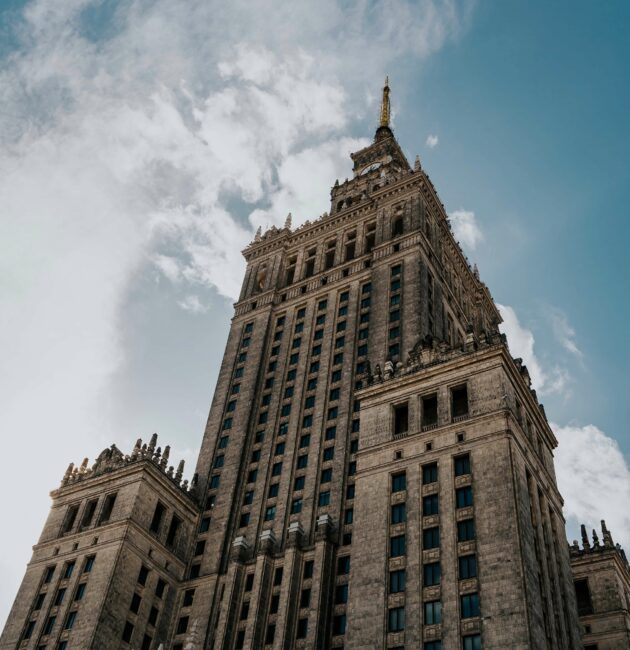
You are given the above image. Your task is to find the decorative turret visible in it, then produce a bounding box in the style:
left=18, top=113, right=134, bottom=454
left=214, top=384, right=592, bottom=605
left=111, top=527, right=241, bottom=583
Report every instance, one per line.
left=570, top=520, right=629, bottom=567
left=59, top=434, right=195, bottom=499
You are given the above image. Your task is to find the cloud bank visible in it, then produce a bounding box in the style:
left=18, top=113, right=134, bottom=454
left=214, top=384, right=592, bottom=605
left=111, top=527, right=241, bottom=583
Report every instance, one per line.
left=449, top=209, right=483, bottom=251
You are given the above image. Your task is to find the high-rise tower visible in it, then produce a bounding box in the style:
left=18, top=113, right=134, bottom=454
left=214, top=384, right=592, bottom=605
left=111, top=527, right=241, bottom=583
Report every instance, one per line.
left=2, top=81, right=586, bottom=650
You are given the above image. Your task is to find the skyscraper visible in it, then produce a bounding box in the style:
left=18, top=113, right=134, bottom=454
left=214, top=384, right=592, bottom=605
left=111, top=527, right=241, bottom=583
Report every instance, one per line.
left=2, top=80, right=587, bottom=649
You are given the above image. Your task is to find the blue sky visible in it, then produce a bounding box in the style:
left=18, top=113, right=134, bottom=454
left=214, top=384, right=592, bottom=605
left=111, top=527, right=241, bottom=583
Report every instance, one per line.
left=1, top=0, right=628, bottom=627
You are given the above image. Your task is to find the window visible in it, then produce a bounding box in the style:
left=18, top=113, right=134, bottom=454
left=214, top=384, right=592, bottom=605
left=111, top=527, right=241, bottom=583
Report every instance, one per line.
left=244, top=322, right=254, bottom=333
left=421, top=394, right=438, bottom=428
left=273, top=567, right=283, bottom=585
left=318, top=491, right=330, bottom=506
left=328, top=407, right=338, bottom=420
left=278, top=422, right=289, bottom=436
left=300, top=434, right=310, bottom=448
left=59, top=506, right=77, bottom=535
left=423, top=493, right=439, bottom=516
left=456, top=486, right=473, bottom=508
left=155, top=579, right=166, bottom=598
left=323, top=447, right=334, bottom=461
left=335, top=336, right=345, bottom=349
left=54, top=588, right=66, bottom=606
left=98, top=493, right=117, bottom=525
left=269, top=594, right=280, bottom=614
left=344, top=508, right=354, bottom=524
left=73, top=582, right=86, bottom=602
left=424, top=600, right=442, bottom=625
left=303, top=560, right=314, bottom=579
left=392, top=472, right=406, bottom=492
left=291, top=498, right=302, bottom=514
left=209, top=474, right=220, bottom=489
left=389, top=326, right=400, bottom=340
left=307, top=378, right=318, bottom=390
left=346, top=483, right=355, bottom=499
left=272, top=462, right=283, bottom=476
left=130, top=592, right=141, bottom=613
left=275, top=442, right=285, bottom=455
left=148, top=605, right=159, bottom=625
left=422, top=462, right=438, bottom=484
left=177, top=616, right=189, bottom=634
left=394, top=403, right=408, bottom=435
left=351, top=419, right=360, bottom=434
left=389, top=343, right=400, bottom=357
left=325, top=426, right=337, bottom=440
left=239, top=352, right=247, bottom=363
left=335, top=584, right=348, bottom=604
left=262, top=392, right=272, bottom=405
left=390, top=294, right=401, bottom=306
left=333, top=352, right=343, bottom=365
left=281, top=404, right=291, bottom=417
left=321, top=468, right=333, bottom=483
left=348, top=461, right=356, bottom=476
left=22, top=620, right=36, bottom=640
left=452, top=385, right=469, bottom=418
left=388, top=606, right=405, bottom=632
left=166, top=515, right=182, bottom=547
left=458, top=519, right=476, bottom=542
left=391, top=503, right=406, bottom=524
left=33, top=592, right=45, bottom=610
left=206, top=495, right=216, bottom=509
left=297, top=455, right=308, bottom=469
left=390, top=534, right=406, bottom=557
left=289, top=353, right=299, bottom=365
left=390, top=309, right=400, bottom=322
left=254, top=430, right=264, bottom=444
left=138, top=565, right=150, bottom=585
left=243, top=491, right=254, bottom=506
left=226, top=400, right=237, bottom=412
left=218, top=436, right=229, bottom=449
left=264, top=377, right=274, bottom=389
left=242, top=337, right=250, bottom=348
left=337, top=555, right=350, bottom=575
left=461, top=593, right=480, bottom=618
left=455, top=454, right=471, bottom=476
left=423, top=527, right=440, bottom=549
left=314, top=329, right=324, bottom=341
left=141, top=635, right=152, bottom=650
left=296, top=617, right=308, bottom=639
left=122, top=621, right=134, bottom=643
left=294, top=476, right=305, bottom=491
left=459, top=555, right=477, bottom=579
left=264, top=506, right=276, bottom=521
left=189, top=564, right=200, bottom=579
left=83, top=555, right=95, bottom=573
left=222, top=417, right=233, bottom=430
left=575, top=579, right=594, bottom=616
left=358, top=328, right=369, bottom=340
left=389, top=569, right=406, bottom=593
left=303, top=414, right=313, bottom=428
left=305, top=395, right=315, bottom=409
left=245, top=574, right=254, bottom=591
left=214, top=454, right=225, bottom=468
left=329, top=387, right=340, bottom=401
left=43, top=616, right=56, bottom=635
left=332, top=614, right=346, bottom=635
left=309, top=361, right=320, bottom=373
left=287, top=368, right=297, bottom=381
left=63, top=561, right=75, bottom=579
left=235, top=367, right=244, bottom=378
left=423, top=562, right=441, bottom=586
left=268, top=483, right=279, bottom=498
left=463, top=635, right=482, bottom=650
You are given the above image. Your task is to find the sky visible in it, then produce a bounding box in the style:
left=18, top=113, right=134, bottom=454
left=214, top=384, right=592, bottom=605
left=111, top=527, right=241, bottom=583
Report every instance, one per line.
left=1, top=0, right=629, bottom=628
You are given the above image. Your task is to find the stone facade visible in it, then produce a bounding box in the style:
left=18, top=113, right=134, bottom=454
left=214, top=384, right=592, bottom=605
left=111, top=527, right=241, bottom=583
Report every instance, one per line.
left=0, top=81, right=612, bottom=649
left=570, top=522, right=630, bottom=649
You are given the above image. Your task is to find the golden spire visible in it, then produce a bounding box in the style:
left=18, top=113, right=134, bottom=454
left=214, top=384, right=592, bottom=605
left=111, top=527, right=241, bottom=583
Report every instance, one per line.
left=379, top=76, right=391, bottom=128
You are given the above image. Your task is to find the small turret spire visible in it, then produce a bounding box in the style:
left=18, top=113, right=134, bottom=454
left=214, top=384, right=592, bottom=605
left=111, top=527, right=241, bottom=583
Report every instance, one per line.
left=379, top=76, right=391, bottom=128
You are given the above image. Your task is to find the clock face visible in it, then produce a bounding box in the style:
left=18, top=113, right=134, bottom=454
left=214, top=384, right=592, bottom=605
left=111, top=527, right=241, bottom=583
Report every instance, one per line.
left=360, top=162, right=382, bottom=175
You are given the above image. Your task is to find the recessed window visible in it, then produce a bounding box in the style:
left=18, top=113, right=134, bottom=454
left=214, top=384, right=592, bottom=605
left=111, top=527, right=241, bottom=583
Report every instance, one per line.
left=60, top=504, right=79, bottom=535
left=390, top=534, right=406, bottom=557
left=452, top=384, right=469, bottom=418
left=463, top=635, right=482, bottom=650
left=270, top=594, right=280, bottom=613
left=423, top=562, right=441, bottom=586
left=423, top=493, right=439, bottom=516
left=155, top=579, right=166, bottom=599
left=98, top=493, right=117, bottom=525
left=177, top=616, right=189, bottom=634
left=325, top=426, right=337, bottom=440
left=388, top=606, right=405, bottom=632
left=423, top=527, right=440, bottom=549
left=299, top=434, right=310, bottom=448
left=63, top=561, right=75, bottom=579
left=268, top=483, right=279, bottom=498
left=303, top=560, right=314, bottom=579
left=456, top=486, right=473, bottom=508
left=166, top=515, right=182, bottom=547
left=272, top=462, right=283, bottom=477
left=291, top=498, right=302, bottom=514
left=422, top=394, right=438, bottom=428
left=389, top=569, right=406, bottom=593
left=333, top=613, right=347, bottom=635
left=459, top=554, right=478, bottom=579
left=457, top=519, right=476, bottom=542
left=424, top=600, right=442, bottom=625
left=122, top=621, right=134, bottom=643
left=130, top=592, right=142, bottom=613
left=318, top=491, right=330, bottom=507
left=394, top=403, right=409, bottom=435
left=460, top=593, right=480, bottom=619
left=323, top=447, right=334, bottom=461
left=294, top=475, right=305, bottom=491
left=264, top=506, right=276, bottom=521
left=297, top=455, right=308, bottom=469
left=575, top=578, right=594, bottom=616
left=392, top=472, right=406, bottom=492
left=391, top=503, right=406, bottom=524
left=248, top=469, right=258, bottom=483
left=455, top=454, right=471, bottom=476
left=422, top=463, right=438, bottom=484
left=239, top=513, right=250, bottom=528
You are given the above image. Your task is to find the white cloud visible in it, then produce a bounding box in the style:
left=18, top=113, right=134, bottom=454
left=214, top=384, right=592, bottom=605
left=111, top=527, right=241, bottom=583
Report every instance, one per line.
left=0, top=0, right=471, bottom=627
left=178, top=295, right=210, bottom=314
left=497, top=304, right=570, bottom=396
left=550, top=308, right=583, bottom=360
left=449, top=209, right=483, bottom=251
left=554, top=422, right=630, bottom=549
left=426, top=133, right=439, bottom=148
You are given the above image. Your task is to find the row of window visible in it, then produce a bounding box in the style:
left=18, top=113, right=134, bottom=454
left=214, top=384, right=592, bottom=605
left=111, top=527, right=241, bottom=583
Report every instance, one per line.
left=121, top=566, right=168, bottom=648
left=58, top=492, right=117, bottom=537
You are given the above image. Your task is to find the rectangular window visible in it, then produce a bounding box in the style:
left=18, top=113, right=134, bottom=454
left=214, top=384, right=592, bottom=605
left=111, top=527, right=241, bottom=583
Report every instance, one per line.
left=328, top=407, right=338, bottom=420
left=281, top=404, right=291, bottom=416
left=312, top=343, right=322, bottom=356
left=348, top=461, right=356, bottom=476
left=297, top=307, right=306, bottom=319
left=423, top=601, right=442, bottom=626
left=43, top=616, right=56, bottom=635
left=239, top=352, right=247, bottom=363
left=337, top=555, right=350, bottom=575
left=54, top=588, right=66, bottom=606
left=452, top=385, right=469, bottom=418
left=297, top=455, right=308, bottom=469
left=268, top=483, right=279, bottom=498
left=264, top=506, right=276, bottom=521
left=122, top=621, right=134, bottom=643
left=275, top=442, right=285, bottom=455
left=138, top=565, right=149, bottom=585
left=346, top=483, right=355, bottom=499
left=243, top=491, right=254, bottom=505
left=297, top=617, right=309, bottom=639
left=325, top=426, right=337, bottom=440
left=575, top=578, right=594, bottom=616
left=303, top=560, right=314, bottom=579
left=456, top=486, right=473, bottom=508
left=394, top=403, right=408, bottom=435
left=455, top=454, right=471, bottom=476
left=332, top=614, right=346, bottom=635
left=63, top=561, right=75, bottom=579
left=333, top=352, right=343, bottom=365
left=392, top=472, right=406, bottom=492
left=235, top=366, right=244, bottom=378
left=289, top=353, right=299, bottom=364
left=303, top=414, right=313, bottom=428
left=329, top=387, right=340, bottom=401
left=130, top=592, right=142, bottom=613
left=423, top=527, right=440, bottom=549
left=388, top=606, right=405, bottom=632
left=269, top=594, right=280, bottom=614
left=423, top=462, right=438, bottom=484
left=391, top=503, right=406, bottom=524
left=291, top=498, right=302, bottom=514
left=294, top=475, right=305, bottom=491
left=422, top=394, right=438, bottom=427
left=344, top=508, right=354, bottom=524
left=390, top=309, right=400, bottom=322
left=287, top=368, right=297, bottom=381
left=239, top=513, right=250, bottom=527
left=459, top=554, right=478, bottom=579
left=83, top=556, right=95, bottom=573
left=423, top=493, right=439, bottom=516
left=299, top=434, right=310, bottom=448
left=358, top=328, right=369, bottom=339
left=278, top=422, right=289, bottom=436
left=33, top=593, right=45, bottom=610
left=177, top=616, right=189, bottom=634
left=423, top=562, right=441, bottom=586
left=318, top=299, right=327, bottom=311
left=218, top=436, right=229, bottom=449
left=323, top=447, right=334, bottom=461
left=272, top=462, right=282, bottom=477
left=308, top=377, right=318, bottom=389
left=390, top=534, right=406, bottom=557
left=240, top=600, right=250, bottom=620
left=74, top=583, right=86, bottom=601
left=463, top=635, right=482, bottom=650
left=460, top=593, right=480, bottom=618
left=214, top=454, right=225, bottom=468
left=98, top=493, right=117, bottom=525
left=305, top=396, right=315, bottom=408
left=334, top=584, right=348, bottom=605
left=458, top=519, right=476, bottom=542
left=357, top=344, right=368, bottom=356
left=389, top=569, right=406, bottom=593
left=318, top=491, right=330, bottom=507
left=391, top=264, right=401, bottom=276
left=80, top=499, right=98, bottom=529
left=155, top=579, right=166, bottom=599
left=209, top=474, right=220, bottom=488
left=166, top=515, right=181, bottom=547
left=223, top=417, right=233, bottom=430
